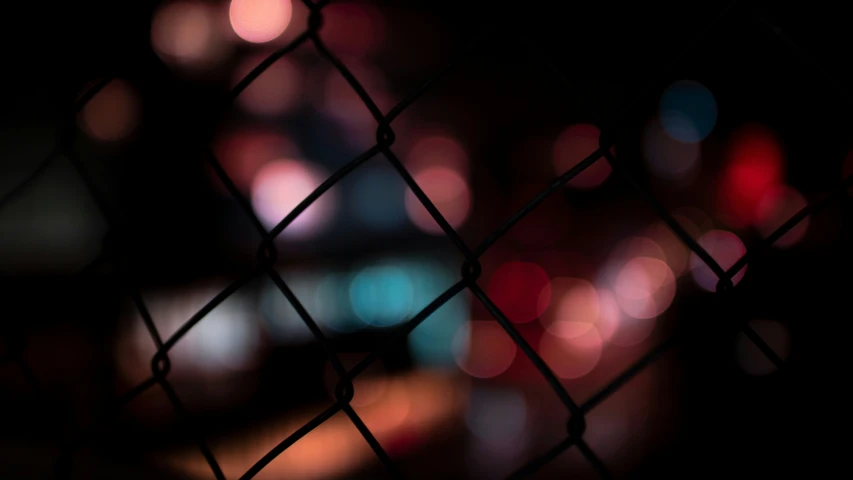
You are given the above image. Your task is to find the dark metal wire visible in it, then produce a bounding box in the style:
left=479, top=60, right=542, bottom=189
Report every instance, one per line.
left=1, top=0, right=847, bottom=478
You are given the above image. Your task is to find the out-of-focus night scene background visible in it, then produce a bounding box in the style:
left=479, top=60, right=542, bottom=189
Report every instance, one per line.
left=1, top=0, right=851, bottom=478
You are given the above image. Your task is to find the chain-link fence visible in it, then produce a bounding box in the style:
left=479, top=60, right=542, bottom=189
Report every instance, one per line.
left=1, top=0, right=851, bottom=478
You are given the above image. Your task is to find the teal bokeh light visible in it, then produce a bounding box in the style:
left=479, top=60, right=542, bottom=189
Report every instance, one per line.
left=349, top=264, right=415, bottom=327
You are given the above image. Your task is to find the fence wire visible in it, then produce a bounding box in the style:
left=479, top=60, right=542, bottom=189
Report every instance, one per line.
left=1, top=0, right=850, bottom=478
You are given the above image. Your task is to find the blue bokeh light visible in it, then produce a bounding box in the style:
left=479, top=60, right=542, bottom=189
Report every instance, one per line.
left=659, top=80, right=717, bottom=143
left=349, top=264, right=415, bottom=327
left=404, top=260, right=469, bottom=368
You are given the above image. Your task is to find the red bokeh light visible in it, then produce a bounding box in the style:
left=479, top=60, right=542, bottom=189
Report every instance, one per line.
left=718, top=124, right=784, bottom=228
left=552, top=124, right=613, bottom=189
left=487, top=261, right=551, bottom=324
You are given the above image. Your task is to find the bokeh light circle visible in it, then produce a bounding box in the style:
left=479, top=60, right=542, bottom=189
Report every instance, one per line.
left=404, top=166, right=471, bottom=234
left=229, top=0, right=292, bottom=44
left=250, top=159, right=335, bottom=238
left=719, top=124, right=784, bottom=227
left=659, top=80, right=717, bottom=143
left=407, top=135, right=469, bottom=178
left=642, top=117, right=701, bottom=183
left=80, top=79, right=141, bottom=143
left=755, top=185, right=809, bottom=248
left=453, top=321, right=517, bottom=379
left=538, top=328, right=603, bottom=379
left=552, top=124, right=613, bottom=189
left=736, top=319, right=791, bottom=376
left=151, top=1, right=225, bottom=69
left=487, top=261, right=551, bottom=324
left=349, top=265, right=414, bottom=327
left=689, top=230, right=747, bottom=292
left=614, top=257, right=676, bottom=320
left=643, top=221, right=692, bottom=277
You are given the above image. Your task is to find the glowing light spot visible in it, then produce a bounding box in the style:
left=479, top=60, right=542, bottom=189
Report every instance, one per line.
left=453, top=321, right=517, bottom=379
left=250, top=159, right=335, bottom=238
left=234, top=55, right=301, bottom=116
left=406, top=135, right=469, bottom=178
left=642, top=117, right=701, bottom=184
left=229, top=0, right=292, bottom=44
left=465, top=388, right=527, bottom=444
left=736, top=319, right=791, bottom=376
left=127, top=285, right=260, bottom=376
left=552, top=124, right=613, bottom=189
left=405, top=166, right=471, bottom=234
left=79, top=79, right=140, bottom=143
left=211, top=130, right=296, bottom=195
left=487, top=261, right=550, bottom=324
left=151, top=1, right=225, bottom=69
left=644, top=221, right=693, bottom=277
left=596, top=288, right=623, bottom=343
left=719, top=124, right=784, bottom=228
left=349, top=265, right=414, bottom=327
left=538, top=327, right=603, bottom=379
left=352, top=165, right=408, bottom=231
left=541, top=278, right=619, bottom=341
left=321, top=2, right=384, bottom=59
left=659, top=80, right=717, bottom=143
left=690, top=230, right=747, bottom=292
left=614, top=257, right=676, bottom=320
left=755, top=185, right=809, bottom=248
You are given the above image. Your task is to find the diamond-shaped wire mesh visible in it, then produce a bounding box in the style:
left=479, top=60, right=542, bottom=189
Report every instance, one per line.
left=1, top=0, right=850, bottom=478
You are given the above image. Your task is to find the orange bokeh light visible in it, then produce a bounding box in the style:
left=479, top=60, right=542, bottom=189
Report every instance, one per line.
left=453, top=321, right=517, bottom=379
left=151, top=1, right=226, bottom=70
left=614, top=257, right=676, bottom=320
left=79, top=79, right=141, bottom=143
left=404, top=166, right=471, bottom=234
left=229, top=0, right=292, bottom=44
left=406, top=135, right=469, bottom=178
left=538, top=327, right=603, bottom=379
